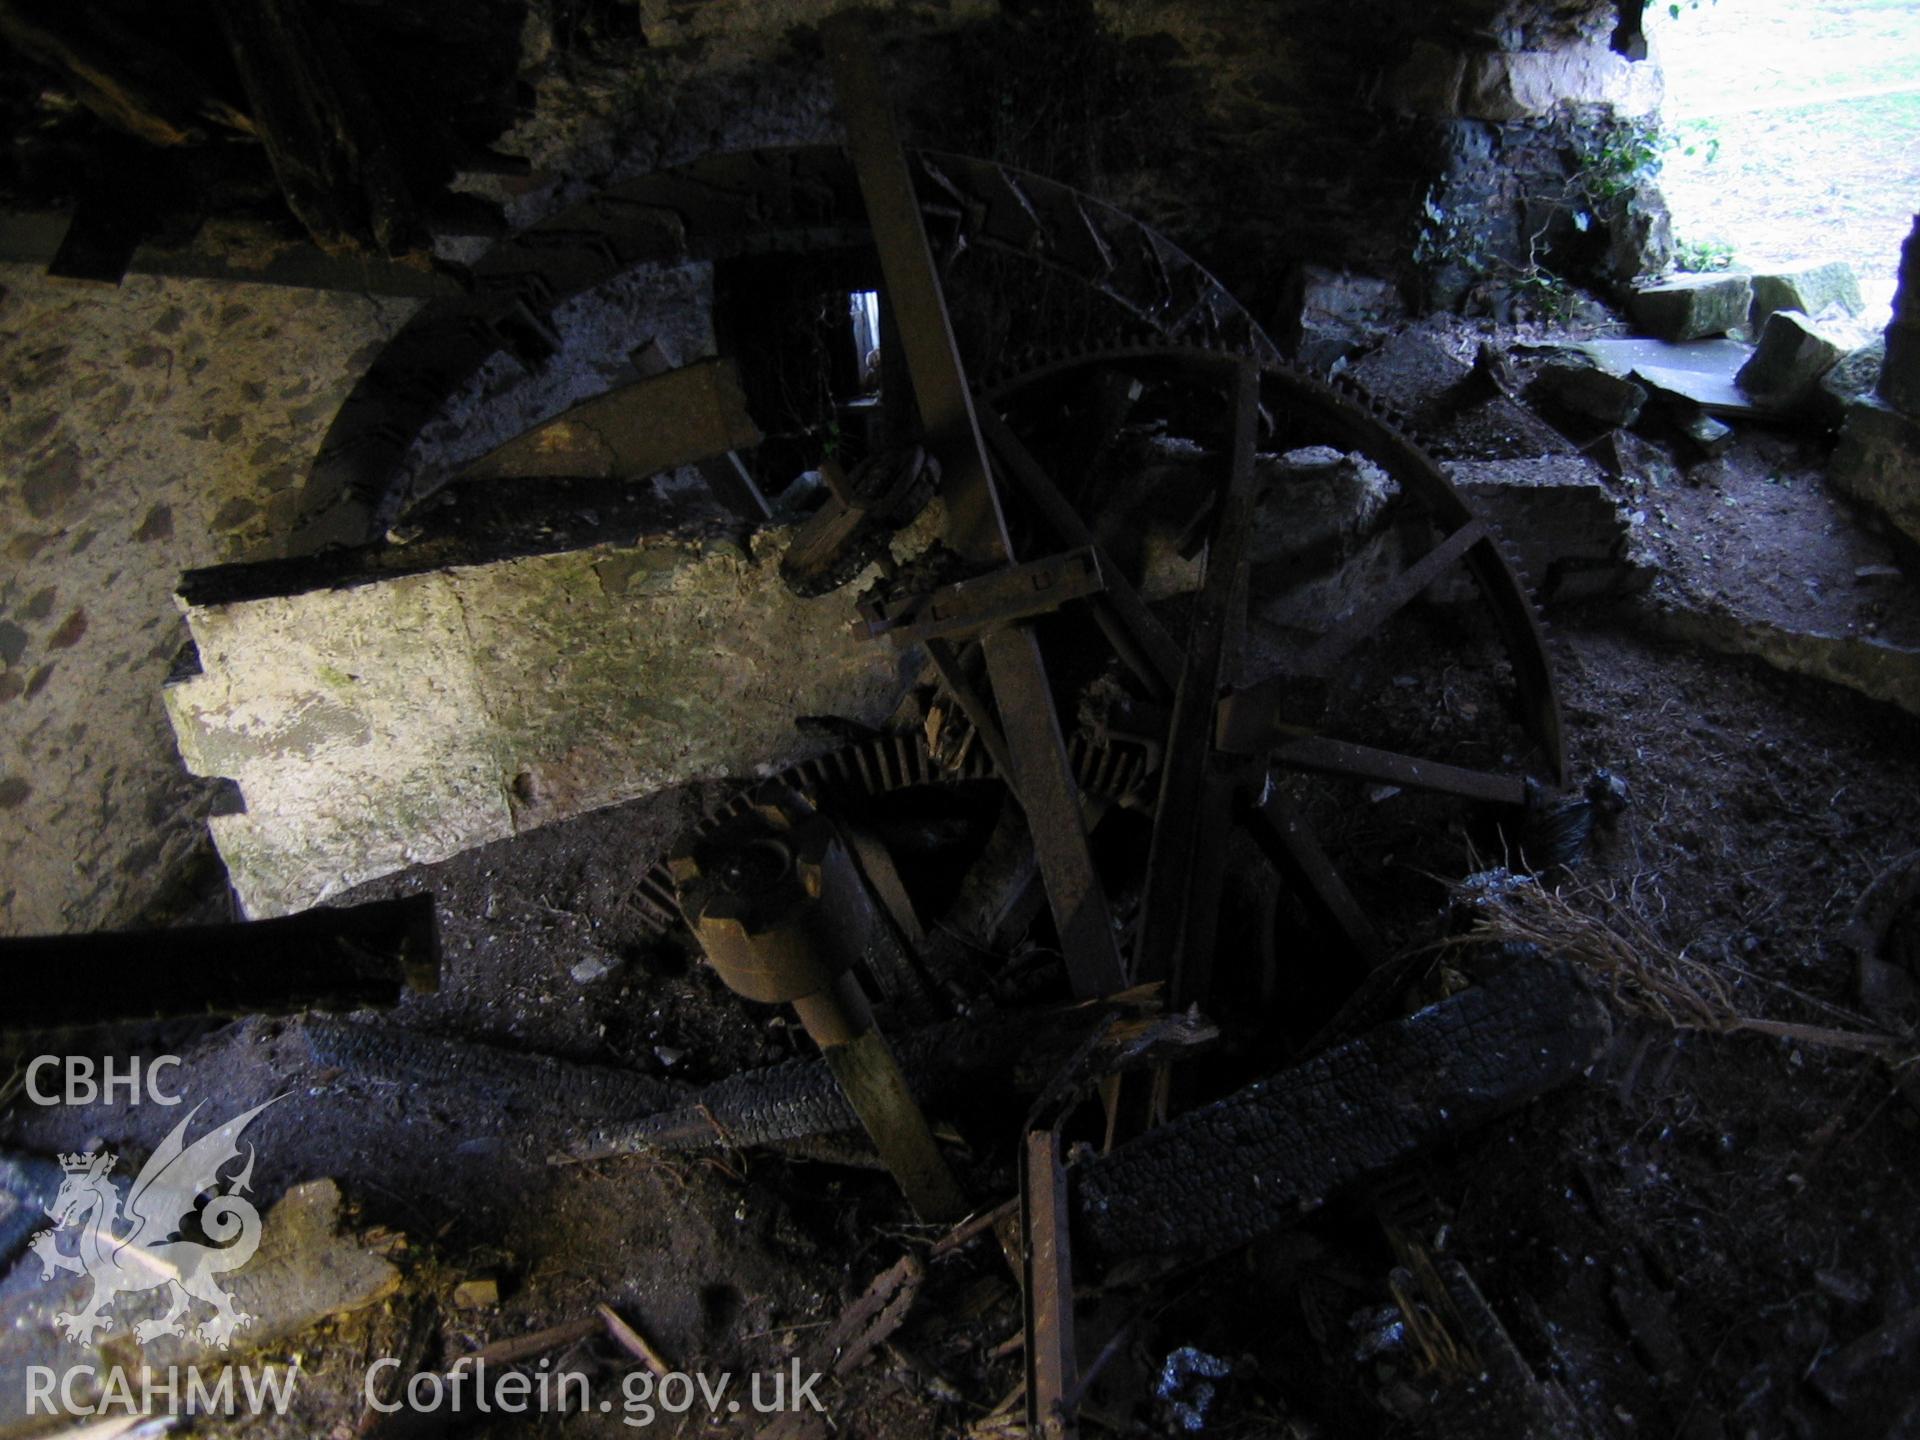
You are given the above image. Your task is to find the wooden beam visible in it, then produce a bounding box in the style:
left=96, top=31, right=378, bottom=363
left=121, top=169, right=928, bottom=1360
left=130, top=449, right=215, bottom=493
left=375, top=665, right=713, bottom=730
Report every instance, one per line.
left=212, top=0, right=416, bottom=254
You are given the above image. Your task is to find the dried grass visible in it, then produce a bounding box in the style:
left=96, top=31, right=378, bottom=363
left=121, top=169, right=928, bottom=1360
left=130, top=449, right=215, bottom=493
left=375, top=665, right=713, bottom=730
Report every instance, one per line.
left=1436, top=876, right=1911, bottom=1062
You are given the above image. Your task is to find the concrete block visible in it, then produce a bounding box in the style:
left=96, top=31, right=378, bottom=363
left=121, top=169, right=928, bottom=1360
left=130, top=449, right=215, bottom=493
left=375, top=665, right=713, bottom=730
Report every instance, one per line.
left=1630, top=273, right=1753, bottom=342
left=1749, top=262, right=1863, bottom=327
left=1736, top=310, right=1845, bottom=402
left=1449, top=455, right=1651, bottom=604
left=164, top=523, right=926, bottom=917
left=1830, top=397, right=1920, bottom=551
left=1286, top=264, right=1405, bottom=369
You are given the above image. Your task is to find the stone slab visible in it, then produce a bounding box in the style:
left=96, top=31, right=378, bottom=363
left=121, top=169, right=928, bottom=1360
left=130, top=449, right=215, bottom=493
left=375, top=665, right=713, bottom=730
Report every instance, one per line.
left=1736, top=310, right=1845, bottom=403
left=164, top=523, right=925, bottom=917
left=1749, top=261, right=1863, bottom=328
left=1575, top=336, right=1771, bottom=418
left=1640, top=601, right=1920, bottom=721
left=1629, top=273, right=1753, bottom=342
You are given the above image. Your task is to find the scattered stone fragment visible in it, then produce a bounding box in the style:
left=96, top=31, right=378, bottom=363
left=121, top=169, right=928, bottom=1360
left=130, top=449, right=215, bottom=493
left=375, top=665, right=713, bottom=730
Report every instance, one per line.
left=1629, top=272, right=1753, bottom=342
left=1679, top=412, right=1734, bottom=459
left=1856, top=565, right=1903, bottom=582
left=569, top=954, right=614, bottom=984
left=1578, top=430, right=1629, bottom=477
left=1749, top=261, right=1863, bottom=327
left=1830, top=398, right=1920, bottom=551
left=1473, top=341, right=1520, bottom=399
left=1736, top=310, right=1845, bottom=403
left=1531, top=362, right=1647, bottom=428
left=453, top=1277, right=500, bottom=1309
left=1581, top=429, right=1680, bottom=485
left=1344, top=328, right=1568, bottom=456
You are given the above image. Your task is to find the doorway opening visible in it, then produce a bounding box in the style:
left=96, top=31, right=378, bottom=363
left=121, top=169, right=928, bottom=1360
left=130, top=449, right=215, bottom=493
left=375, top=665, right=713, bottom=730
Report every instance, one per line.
left=1648, top=0, right=1920, bottom=328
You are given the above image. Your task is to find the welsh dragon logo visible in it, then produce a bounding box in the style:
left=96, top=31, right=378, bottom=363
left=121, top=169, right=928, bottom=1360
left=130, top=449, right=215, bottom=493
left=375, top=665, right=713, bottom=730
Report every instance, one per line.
left=28, top=1097, right=282, bottom=1347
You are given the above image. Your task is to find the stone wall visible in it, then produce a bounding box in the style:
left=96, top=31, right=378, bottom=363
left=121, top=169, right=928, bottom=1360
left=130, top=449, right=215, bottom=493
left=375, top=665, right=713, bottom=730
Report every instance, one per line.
left=504, top=0, right=1666, bottom=335
left=1831, top=212, right=1920, bottom=553
left=1882, top=213, right=1920, bottom=416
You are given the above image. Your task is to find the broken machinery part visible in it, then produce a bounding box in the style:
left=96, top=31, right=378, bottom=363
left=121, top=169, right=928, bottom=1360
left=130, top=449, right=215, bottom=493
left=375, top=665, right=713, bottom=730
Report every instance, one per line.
left=670, top=785, right=967, bottom=1222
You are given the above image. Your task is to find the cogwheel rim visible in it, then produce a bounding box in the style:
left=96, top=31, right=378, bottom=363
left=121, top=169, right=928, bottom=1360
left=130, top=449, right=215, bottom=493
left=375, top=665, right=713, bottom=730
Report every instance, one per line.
left=975, top=339, right=1565, bottom=784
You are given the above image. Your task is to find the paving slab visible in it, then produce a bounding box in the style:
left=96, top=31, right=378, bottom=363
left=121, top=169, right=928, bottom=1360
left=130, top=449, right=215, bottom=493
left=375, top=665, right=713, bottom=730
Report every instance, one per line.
left=1575, top=336, right=1774, bottom=418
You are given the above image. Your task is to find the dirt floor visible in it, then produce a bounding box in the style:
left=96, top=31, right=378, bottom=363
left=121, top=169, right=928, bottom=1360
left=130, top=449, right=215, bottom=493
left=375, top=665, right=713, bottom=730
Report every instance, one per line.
left=7, top=308, right=1920, bottom=1438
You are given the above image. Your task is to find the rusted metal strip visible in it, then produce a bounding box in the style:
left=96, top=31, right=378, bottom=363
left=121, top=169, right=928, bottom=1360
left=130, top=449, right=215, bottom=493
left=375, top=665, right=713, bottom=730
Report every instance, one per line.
left=1220, top=520, right=1493, bottom=743
left=1022, top=1128, right=1079, bottom=1440
left=1272, top=736, right=1528, bottom=808
left=1243, top=788, right=1387, bottom=971
left=982, top=627, right=1128, bottom=999
left=1133, top=360, right=1263, bottom=1005
left=975, top=403, right=1182, bottom=689
left=924, top=638, right=1018, bottom=781
left=823, top=14, right=1011, bottom=563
